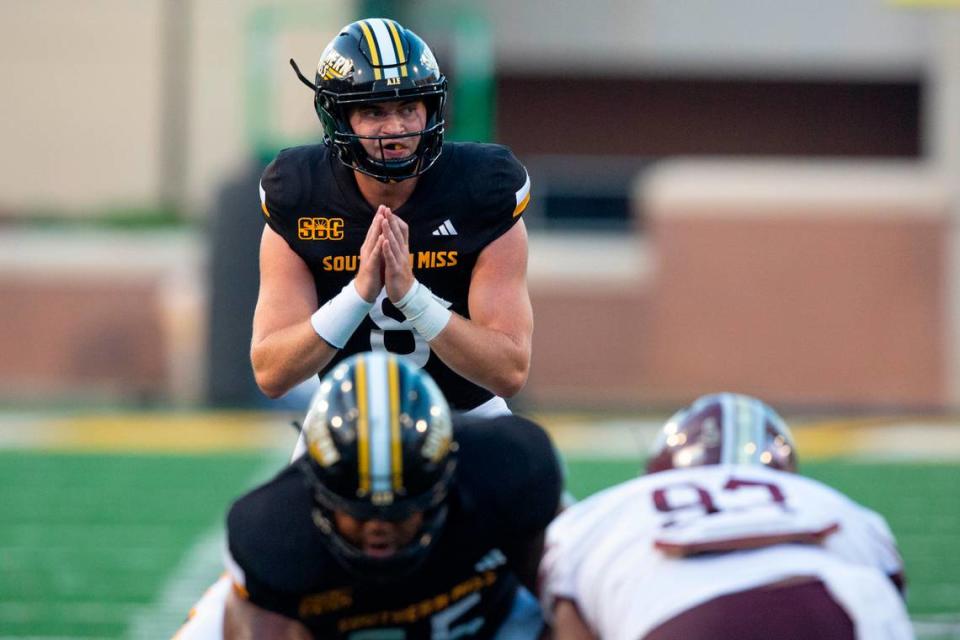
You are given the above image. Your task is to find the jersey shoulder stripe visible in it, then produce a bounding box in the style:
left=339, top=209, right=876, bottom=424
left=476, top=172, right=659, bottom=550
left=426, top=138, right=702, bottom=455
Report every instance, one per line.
left=446, top=142, right=530, bottom=246
left=258, top=144, right=331, bottom=231
left=513, top=171, right=531, bottom=218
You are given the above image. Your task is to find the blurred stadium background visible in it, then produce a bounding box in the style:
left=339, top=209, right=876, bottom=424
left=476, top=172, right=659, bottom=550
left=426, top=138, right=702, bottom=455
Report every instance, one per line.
left=2, top=0, right=960, bottom=637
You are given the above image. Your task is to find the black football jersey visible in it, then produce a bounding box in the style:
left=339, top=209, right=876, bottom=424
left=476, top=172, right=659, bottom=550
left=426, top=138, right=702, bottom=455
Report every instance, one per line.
left=226, top=415, right=562, bottom=639
left=259, top=142, right=531, bottom=411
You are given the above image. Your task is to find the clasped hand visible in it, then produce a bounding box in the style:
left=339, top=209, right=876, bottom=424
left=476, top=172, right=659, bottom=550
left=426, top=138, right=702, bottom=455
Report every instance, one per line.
left=354, top=205, right=415, bottom=303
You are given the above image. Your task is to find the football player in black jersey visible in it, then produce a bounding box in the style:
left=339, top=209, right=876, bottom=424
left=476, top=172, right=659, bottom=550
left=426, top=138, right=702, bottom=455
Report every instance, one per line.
left=222, top=352, right=563, bottom=639
left=251, top=19, right=534, bottom=438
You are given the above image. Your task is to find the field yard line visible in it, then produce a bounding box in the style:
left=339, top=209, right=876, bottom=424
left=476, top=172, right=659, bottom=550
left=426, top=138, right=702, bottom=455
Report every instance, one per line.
left=124, top=526, right=226, bottom=639
left=123, top=455, right=285, bottom=640
left=914, top=616, right=960, bottom=639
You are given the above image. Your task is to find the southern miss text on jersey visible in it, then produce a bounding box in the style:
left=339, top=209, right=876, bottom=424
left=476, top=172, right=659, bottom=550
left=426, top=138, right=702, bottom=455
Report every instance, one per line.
left=259, top=142, right=531, bottom=411
left=226, top=416, right=561, bottom=639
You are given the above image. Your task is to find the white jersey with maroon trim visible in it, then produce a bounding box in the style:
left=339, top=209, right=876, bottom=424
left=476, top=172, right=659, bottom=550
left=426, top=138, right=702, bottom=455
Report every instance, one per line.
left=540, top=465, right=908, bottom=640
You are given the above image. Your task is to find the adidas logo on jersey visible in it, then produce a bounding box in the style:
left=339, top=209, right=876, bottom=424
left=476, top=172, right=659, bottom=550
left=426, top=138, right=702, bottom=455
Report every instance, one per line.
left=432, top=219, right=458, bottom=236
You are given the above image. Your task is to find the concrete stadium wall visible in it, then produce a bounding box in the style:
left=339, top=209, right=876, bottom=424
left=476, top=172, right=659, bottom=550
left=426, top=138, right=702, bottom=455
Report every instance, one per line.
left=526, top=159, right=954, bottom=410
left=0, top=231, right=205, bottom=406
left=0, top=0, right=935, bottom=218
left=0, top=1, right=353, bottom=217
left=1, top=2, right=955, bottom=410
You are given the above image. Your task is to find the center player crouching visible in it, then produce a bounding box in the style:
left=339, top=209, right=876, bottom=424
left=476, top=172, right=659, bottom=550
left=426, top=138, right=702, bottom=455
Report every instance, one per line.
left=220, top=353, right=562, bottom=639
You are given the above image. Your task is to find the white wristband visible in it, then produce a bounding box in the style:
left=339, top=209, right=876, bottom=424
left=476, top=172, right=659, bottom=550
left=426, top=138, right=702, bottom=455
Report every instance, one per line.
left=310, top=281, right=374, bottom=349
left=394, top=280, right=452, bottom=342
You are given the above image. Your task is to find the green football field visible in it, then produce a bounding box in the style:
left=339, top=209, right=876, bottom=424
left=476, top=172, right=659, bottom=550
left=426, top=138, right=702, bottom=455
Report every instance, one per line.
left=0, top=441, right=959, bottom=637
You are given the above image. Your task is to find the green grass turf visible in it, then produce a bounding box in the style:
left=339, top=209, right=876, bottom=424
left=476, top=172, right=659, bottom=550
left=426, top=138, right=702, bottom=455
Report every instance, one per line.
left=565, top=457, right=960, bottom=619
left=0, top=451, right=280, bottom=638
left=0, top=452, right=956, bottom=637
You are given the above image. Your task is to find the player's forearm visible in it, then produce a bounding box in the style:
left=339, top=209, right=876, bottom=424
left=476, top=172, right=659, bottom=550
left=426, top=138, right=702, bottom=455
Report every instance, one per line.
left=550, top=599, right=598, bottom=640
left=429, top=314, right=531, bottom=397
left=250, top=322, right=337, bottom=398
left=224, top=592, right=312, bottom=640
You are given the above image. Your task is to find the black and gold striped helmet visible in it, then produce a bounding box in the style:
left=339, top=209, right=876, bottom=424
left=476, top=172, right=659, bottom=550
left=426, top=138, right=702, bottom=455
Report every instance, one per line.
left=290, top=18, right=447, bottom=182
left=299, top=351, right=456, bottom=576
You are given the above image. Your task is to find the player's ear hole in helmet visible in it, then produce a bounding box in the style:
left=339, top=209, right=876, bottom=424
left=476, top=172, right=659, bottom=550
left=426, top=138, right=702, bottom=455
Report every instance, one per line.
left=290, top=18, right=447, bottom=183
left=297, top=351, right=457, bottom=580
left=645, top=392, right=797, bottom=475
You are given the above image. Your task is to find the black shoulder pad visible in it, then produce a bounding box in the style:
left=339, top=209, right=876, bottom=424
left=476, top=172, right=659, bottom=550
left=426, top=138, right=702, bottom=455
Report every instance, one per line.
left=454, top=414, right=562, bottom=536
left=227, top=465, right=334, bottom=602
left=456, top=144, right=530, bottom=247
left=259, top=146, right=314, bottom=237
left=470, top=143, right=530, bottom=219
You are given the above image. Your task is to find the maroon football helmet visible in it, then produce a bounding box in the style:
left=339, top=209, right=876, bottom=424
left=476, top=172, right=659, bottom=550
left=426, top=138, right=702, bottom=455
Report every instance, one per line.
left=646, top=393, right=797, bottom=474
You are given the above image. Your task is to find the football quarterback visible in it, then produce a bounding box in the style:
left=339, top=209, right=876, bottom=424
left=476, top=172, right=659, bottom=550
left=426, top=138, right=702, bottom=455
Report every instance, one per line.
left=252, top=18, right=533, bottom=444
